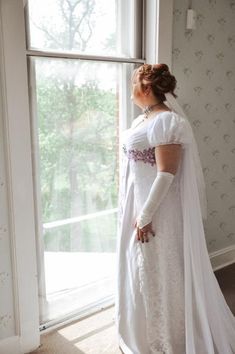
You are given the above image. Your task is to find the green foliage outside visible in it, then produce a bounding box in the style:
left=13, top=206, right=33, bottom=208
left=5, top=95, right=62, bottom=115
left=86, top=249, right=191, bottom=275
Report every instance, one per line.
left=29, top=0, right=120, bottom=253
left=36, top=66, right=119, bottom=252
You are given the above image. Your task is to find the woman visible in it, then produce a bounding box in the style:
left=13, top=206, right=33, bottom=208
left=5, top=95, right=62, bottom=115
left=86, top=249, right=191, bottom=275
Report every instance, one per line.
left=115, top=63, right=235, bottom=354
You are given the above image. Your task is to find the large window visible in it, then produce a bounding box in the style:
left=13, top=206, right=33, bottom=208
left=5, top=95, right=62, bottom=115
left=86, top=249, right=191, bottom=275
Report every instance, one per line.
left=25, top=0, right=144, bottom=327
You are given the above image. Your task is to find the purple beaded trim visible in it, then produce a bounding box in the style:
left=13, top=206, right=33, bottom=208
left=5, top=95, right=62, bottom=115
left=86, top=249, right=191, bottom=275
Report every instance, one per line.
left=123, top=144, right=156, bottom=166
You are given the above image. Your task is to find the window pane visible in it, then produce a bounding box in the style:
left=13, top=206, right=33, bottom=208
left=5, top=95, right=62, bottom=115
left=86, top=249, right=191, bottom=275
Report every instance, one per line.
left=27, top=0, right=134, bottom=58
left=30, top=57, right=134, bottom=322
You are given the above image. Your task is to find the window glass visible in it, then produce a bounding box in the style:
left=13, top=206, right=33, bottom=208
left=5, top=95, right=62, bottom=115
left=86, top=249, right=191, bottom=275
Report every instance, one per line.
left=28, top=0, right=131, bottom=57
left=30, top=56, right=134, bottom=322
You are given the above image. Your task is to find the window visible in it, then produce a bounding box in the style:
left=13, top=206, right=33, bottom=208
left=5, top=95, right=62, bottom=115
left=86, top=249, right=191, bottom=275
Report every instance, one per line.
left=25, top=0, right=145, bottom=327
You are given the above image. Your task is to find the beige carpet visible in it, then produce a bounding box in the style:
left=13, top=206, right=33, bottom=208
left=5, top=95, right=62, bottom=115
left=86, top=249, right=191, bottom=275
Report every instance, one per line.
left=30, top=305, right=120, bottom=354
left=30, top=263, right=235, bottom=354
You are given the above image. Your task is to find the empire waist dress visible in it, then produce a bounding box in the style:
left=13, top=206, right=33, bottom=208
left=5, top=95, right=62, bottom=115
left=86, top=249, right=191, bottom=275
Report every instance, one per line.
left=114, top=111, right=235, bottom=354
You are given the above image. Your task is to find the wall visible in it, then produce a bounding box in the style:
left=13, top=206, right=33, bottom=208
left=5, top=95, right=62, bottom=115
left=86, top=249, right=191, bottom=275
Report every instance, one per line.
left=172, top=0, right=235, bottom=252
left=0, top=90, right=16, bottom=342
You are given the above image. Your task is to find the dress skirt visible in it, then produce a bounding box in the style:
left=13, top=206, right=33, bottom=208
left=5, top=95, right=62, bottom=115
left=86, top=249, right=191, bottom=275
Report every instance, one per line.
left=114, top=111, right=235, bottom=354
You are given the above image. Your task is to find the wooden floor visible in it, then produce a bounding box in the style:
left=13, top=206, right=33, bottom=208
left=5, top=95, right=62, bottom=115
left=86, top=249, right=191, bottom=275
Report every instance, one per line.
left=30, top=263, right=235, bottom=354
left=214, top=263, right=235, bottom=315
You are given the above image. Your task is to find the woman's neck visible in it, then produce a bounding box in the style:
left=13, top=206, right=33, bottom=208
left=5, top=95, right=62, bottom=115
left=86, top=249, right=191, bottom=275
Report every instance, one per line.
left=142, top=102, right=171, bottom=119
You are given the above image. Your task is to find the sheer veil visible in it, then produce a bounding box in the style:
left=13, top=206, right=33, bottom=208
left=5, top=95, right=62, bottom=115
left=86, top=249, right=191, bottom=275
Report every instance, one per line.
left=165, top=92, right=207, bottom=220
left=165, top=92, right=235, bottom=353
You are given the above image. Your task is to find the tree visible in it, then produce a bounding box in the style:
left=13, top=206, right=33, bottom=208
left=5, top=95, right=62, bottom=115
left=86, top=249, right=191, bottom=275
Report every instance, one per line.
left=30, top=0, right=119, bottom=251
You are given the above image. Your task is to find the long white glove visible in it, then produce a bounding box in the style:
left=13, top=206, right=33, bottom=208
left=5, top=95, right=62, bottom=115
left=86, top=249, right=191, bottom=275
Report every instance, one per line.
left=136, top=171, right=175, bottom=229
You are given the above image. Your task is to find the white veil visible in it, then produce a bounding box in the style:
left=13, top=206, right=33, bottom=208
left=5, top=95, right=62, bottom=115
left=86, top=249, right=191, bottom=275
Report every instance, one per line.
left=164, top=92, right=235, bottom=353
left=165, top=92, right=207, bottom=220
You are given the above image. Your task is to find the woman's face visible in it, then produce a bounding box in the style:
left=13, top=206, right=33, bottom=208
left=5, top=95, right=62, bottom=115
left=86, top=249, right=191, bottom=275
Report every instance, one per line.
left=131, top=69, right=145, bottom=108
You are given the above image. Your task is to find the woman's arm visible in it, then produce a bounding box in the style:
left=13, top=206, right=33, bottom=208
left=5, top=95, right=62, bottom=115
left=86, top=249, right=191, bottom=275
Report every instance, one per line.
left=154, top=143, right=182, bottom=174
left=136, top=144, right=182, bottom=242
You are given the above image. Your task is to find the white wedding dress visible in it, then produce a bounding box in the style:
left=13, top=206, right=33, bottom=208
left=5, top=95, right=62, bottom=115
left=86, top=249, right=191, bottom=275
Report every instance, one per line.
left=114, top=111, right=235, bottom=354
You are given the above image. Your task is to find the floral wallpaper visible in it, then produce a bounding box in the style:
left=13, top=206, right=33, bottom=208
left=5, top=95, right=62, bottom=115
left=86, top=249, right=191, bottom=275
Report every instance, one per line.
left=172, top=0, right=235, bottom=252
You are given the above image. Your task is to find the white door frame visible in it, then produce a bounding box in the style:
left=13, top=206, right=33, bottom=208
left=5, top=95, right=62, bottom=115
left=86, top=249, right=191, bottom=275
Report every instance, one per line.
left=0, top=0, right=39, bottom=352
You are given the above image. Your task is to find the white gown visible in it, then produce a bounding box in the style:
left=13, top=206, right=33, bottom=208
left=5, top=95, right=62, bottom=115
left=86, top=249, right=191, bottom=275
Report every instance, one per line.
left=114, top=111, right=235, bottom=354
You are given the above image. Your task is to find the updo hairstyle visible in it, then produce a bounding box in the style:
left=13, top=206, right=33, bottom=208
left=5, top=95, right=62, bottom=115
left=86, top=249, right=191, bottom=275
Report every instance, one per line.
left=137, top=63, right=178, bottom=102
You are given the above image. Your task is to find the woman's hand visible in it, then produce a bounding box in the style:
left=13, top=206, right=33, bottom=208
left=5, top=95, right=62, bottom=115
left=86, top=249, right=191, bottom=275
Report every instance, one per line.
left=134, top=221, right=155, bottom=243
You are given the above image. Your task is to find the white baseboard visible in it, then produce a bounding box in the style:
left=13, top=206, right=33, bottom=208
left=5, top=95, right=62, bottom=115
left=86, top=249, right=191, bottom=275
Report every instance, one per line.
left=0, top=336, right=21, bottom=354
left=209, top=244, right=235, bottom=271
left=0, top=335, right=40, bottom=354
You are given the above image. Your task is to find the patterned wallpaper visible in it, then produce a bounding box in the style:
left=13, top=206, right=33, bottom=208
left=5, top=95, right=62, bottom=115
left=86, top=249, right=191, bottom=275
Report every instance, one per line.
left=172, top=0, right=235, bottom=253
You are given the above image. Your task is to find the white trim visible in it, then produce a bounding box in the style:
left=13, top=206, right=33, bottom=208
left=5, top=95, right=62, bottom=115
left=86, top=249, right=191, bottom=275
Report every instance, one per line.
left=131, top=0, right=143, bottom=59
left=27, top=56, right=47, bottom=322
left=145, top=0, right=174, bottom=69
left=0, top=0, right=39, bottom=352
left=209, top=244, right=235, bottom=271
left=145, top=0, right=157, bottom=64
left=0, top=336, right=21, bottom=354
left=156, top=0, right=174, bottom=70
left=26, top=49, right=145, bottom=63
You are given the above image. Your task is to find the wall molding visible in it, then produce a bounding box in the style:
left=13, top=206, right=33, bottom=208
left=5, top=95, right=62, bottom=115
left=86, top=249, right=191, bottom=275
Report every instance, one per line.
left=0, top=336, right=21, bottom=354
left=210, top=244, right=235, bottom=271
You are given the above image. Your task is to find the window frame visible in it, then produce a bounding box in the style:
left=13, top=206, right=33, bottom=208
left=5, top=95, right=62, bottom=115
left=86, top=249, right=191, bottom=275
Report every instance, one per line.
left=0, top=0, right=174, bottom=351
left=25, top=0, right=145, bottom=331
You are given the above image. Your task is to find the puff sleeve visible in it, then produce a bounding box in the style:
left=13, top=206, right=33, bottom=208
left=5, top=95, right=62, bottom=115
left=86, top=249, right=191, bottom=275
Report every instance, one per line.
left=147, top=112, right=191, bottom=148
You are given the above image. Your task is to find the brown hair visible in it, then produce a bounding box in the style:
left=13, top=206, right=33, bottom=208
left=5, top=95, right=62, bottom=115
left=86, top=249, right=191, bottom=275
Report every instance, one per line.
left=135, top=63, right=178, bottom=102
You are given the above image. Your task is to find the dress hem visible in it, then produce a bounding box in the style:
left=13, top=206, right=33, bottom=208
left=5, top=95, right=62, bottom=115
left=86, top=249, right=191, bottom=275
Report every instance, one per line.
left=119, top=336, right=134, bottom=354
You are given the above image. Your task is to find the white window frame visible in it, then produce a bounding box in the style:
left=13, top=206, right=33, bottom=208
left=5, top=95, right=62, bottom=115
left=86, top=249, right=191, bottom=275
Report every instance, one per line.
left=26, top=0, right=145, bottom=331
left=0, top=1, right=40, bottom=353
left=0, top=0, right=173, bottom=352
left=145, top=0, right=173, bottom=69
